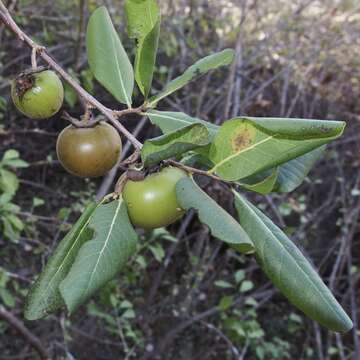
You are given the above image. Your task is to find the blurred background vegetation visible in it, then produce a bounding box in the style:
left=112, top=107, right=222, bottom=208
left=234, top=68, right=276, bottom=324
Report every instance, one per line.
left=0, top=0, right=360, bottom=359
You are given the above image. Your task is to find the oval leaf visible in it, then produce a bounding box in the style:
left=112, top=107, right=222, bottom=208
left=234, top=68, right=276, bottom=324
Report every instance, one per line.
left=146, top=110, right=218, bottom=136
left=86, top=6, right=133, bottom=106
left=176, top=177, right=253, bottom=253
left=141, top=123, right=211, bottom=166
left=148, top=49, right=235, bottom=107
left=233, top=191, right=353, bottom=332
left=59, top=199, right=138, bottom=313
left=209, top=118, right=345, bottom=181
left=125, top=0, right=160, bottom=97
left=24, top=202, right=97, bottom=320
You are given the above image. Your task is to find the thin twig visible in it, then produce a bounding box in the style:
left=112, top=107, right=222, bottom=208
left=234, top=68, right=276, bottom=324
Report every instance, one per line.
left=0, top=306, right=49, bottom=359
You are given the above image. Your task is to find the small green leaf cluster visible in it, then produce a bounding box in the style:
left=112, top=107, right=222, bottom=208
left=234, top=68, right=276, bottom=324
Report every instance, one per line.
left=0, top=150, right=28, bottom=242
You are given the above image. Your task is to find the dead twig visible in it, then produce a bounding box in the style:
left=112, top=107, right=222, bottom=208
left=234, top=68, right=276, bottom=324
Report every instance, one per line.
left=0, top=306, right=49, bottom=359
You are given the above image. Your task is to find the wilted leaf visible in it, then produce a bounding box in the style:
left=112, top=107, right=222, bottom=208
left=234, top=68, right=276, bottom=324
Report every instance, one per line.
left=176, top=177, right=253, bottom=253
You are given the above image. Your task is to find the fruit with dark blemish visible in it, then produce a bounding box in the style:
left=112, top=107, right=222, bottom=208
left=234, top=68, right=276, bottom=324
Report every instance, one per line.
left=11, top=70, right=64, bottom=119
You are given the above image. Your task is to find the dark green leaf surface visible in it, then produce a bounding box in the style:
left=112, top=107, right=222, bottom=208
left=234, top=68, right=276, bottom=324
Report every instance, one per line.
left=141, top=123, right=211, bottom=166
left=148, top=49, right=235, bottom=107
left=176, top=177, right=253, bottom=253
left=125, top=0, right=160, bottom=97
left=60, top=199, right=138, bottom=313
left=86, top=6, right=133, bottom=106
left=24, top=203, right=97, bottom=320
left=233, top=191, right=353, bottom=332
left=209, top=118, right=344, bottom=181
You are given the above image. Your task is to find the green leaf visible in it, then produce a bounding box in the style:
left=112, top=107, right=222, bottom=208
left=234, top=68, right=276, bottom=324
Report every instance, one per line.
left=86, top=6, right=133, bottom=107
left=60, top=199, right=138, bottom=313
left=0, top=288, right=15, bottom=308
left=233, top=191, right=353, bottom=332
left=234, top=270, right=245, bottom=283
left=64, top=82, right=78, bottom=108
left=147, top=110, right=218, bottom=136
left=2, top=149, right=19, bottom=161
left=274, top=146, right=325, bottom=192
left=149, top=243, right=165, bottom=262
left=239, top=280, right=254, bottom=293
left=7, top=214, right=24, bottom=231
left=1, top=149, right=27, bottom=169
left=0, top=169, right=19, bottom=195
left=3, top=159, right=28, bottom=168
left=218, top=295, right=234, bottom=310
left=148, top=49, right=235, bottom=107
left=176, top=177, right=253, bottom=253
left=238, top=168, right=279, bottom=194
left=214, top=280, right=233, bottom=289
left=141, top=123, right=211, bottom=166
left=33, top=197, right=45, bottom=208
left=24, top=203, right=97, bottom=320
left=2, top=217, right=20, bottom=242
left=147, top=113, right=330, bottom=191
left=209, top=118, right=345, bottom=181
left=125, top=0, right=160, bottom=97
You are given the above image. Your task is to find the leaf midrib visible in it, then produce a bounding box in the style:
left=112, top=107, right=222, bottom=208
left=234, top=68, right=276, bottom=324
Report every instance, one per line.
left=209, top=135, right=274, bottom=174
left=235, top=193, right=345, bottom=320
left=109, top=25, right=131, bottom=107
left=83, top=200, right=122, bottom=298
left=39, top=215, right=93, bottom=308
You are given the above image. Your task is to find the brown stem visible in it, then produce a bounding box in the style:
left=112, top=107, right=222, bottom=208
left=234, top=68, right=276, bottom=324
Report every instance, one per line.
left=165, top=159, right=232, bottom=183
left=0, top=305, right=49, bottom=359
left=0, top=1, right=142, bottom=149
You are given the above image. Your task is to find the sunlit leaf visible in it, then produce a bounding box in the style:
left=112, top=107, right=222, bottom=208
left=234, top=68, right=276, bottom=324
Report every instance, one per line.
left=86, top=6, right=133, bottom=106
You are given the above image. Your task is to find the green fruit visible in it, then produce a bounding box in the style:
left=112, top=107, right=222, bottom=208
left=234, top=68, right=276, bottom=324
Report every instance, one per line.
left=11, top=70, right=64, bottom=119
left=123, top=167, right=187, bottom=229
left=56, top=122, right=122, bottom=178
